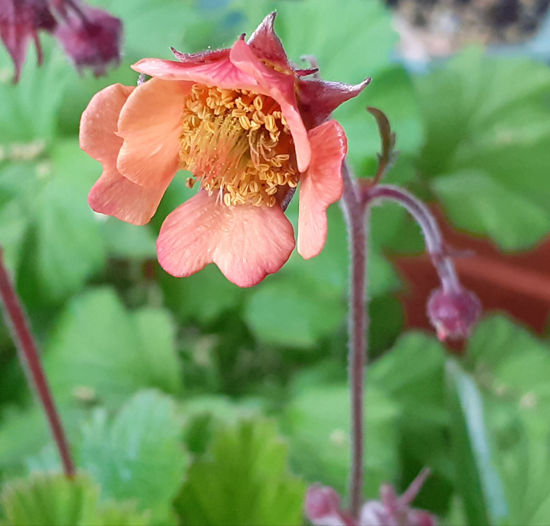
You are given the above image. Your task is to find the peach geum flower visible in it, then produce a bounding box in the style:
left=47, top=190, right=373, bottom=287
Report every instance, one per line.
left=80, top=13, right=369, bottom=287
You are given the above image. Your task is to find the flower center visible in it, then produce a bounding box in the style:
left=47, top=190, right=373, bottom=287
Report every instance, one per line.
left=179, top=84, right=298, bottom=207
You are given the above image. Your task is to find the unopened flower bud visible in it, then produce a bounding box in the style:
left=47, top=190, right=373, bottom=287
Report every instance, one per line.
left=427, top=287, right=481, bottom=341
left=55, top=5, right=121, bottom=75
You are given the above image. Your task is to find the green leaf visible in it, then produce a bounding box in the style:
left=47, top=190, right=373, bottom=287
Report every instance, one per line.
left=93, top=501, right=150, bottom=526
left=446, top=360, right=509, bottom=526
left=0, top=408, right=50, bottom=475
left=100, top=219, right=156, bottom=260
left=238, top=0, right=397, bottom=83
left=160, top=265, right=244, bottom=325
left=244, top=276, right=344, bottom=348
left=370, top=332, right=447, bottom=424
left=0, top=44, right=71, bottom=142
left=98, top=0, right=201, bottom=59
left=132, top=309, right=183, bottom=394
left=0, top=200, right=28, bottom=272
left=175, top=418, right=305, bottom=526
left=463, top=317, right=550, bottom=525
left=416, top=49, right=550, bottom=249
left=432, top=170, right=550, bottom=251
left=45, top=288, right=183, bottom=407
left=181, top=395, right=263, bottom=455
left=0, top=473, right=99, bottom=526
left=15, top=141, right=106, bottom=304
left=417, top=49, right=550, bottom=176
left=78, top=391, right=186, bottom=523
left=283, top=383, right=399, bottom=496
left=500, top=428, right=550, bottom=526
left=0, top=473, right=151, bottom=526
left=368, top=295, right=404, bottom=353
left=467, top=316, right=550, bottom=436
left=369, top=331, right=455, bottom=513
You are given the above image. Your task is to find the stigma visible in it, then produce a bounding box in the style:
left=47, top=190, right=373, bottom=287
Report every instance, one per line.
left=179, top=84, right=298, bottom=207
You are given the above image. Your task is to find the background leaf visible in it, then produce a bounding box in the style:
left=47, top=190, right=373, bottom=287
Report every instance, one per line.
left=446, top=360, right=509, bottom=526
left=175, top=418, right=305, bottom=526
left=0, top=473, right=150, bottom=526
left=45, top=289, right=183, bottom=407
left=78, top=391, right=185, bottom=523
left=415, top=49, right=550, bottom=249
left=282, top=382, right=399, bottom=497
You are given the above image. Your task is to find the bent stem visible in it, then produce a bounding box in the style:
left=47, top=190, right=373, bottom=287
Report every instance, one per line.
left=363, top=184, right=461, bottom=294
left=0, top=248, right=75, bottom=477
left=341, top=162, right=369, bottom=518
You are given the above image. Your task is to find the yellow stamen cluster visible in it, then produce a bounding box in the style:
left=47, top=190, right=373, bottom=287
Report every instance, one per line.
left=179, top=84, right=298, bottom=207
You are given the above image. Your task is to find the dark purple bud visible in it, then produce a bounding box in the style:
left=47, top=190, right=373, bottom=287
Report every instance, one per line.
left=0, top=0, right=56, bottom=81
left=55, top=5, right=121, bottom=76
left=427, top=287, right=481, bottom=341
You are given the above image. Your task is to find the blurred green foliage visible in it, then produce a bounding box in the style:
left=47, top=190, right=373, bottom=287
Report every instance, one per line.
left=1, top=0, right=550, bottom=524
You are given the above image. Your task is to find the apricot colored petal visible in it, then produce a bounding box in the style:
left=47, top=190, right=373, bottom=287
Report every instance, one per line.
left=116, top=77, right=190, bottom=188
left=79, top=83, right=134, bottom=162
left=157, top=191, right=295, bottom=287
left=247, top=12, right=289, bottom=68
left=131, top=53, right=258, bottom=89
left=229, top=38, right=311, bottom=173
left=81, top=83, right=165, bottom=224
left=298, top=77, right=371, bottom=128
left=89, top=170, right=167, bottom=225
left=298, top=120, right=346, bottom=259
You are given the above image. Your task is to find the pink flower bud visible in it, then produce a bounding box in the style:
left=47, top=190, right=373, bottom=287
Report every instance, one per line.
left=427, top=287, right=481, bottom=341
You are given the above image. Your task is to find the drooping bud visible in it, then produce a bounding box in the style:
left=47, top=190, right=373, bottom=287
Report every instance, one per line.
left=0, top=0, right=57, bottom=81
left=427, top=286, right=481, bottom=341
left=54, top=5, right=121, bottom=76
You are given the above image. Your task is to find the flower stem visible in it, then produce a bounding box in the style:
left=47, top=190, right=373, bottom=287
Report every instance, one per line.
left=363, top=184, right=461, bottom=294
left=341, top=163, right=368, bottom=518
left=0, top=248, right=75, bottom=477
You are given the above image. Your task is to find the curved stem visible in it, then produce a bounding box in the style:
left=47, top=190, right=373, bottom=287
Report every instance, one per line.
left=0, top=249, right=75, bottom=478
left=364, top=184, right=461, bottom=293
left=341, top=163, right=368, bottom=518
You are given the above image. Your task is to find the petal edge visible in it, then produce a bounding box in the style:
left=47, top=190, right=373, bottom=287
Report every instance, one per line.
left=298, top=120, right=347, bottom=259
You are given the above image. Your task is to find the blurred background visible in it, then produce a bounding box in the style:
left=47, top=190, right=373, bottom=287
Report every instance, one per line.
left=1, top=0, right=550, bottom=524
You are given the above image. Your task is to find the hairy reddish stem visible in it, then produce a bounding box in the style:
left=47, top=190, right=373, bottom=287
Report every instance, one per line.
left=0, top=249, right=75, bottom=477
left=341, top=162, right=368, bottom=518
left=363, top=184, right=461, bottom=294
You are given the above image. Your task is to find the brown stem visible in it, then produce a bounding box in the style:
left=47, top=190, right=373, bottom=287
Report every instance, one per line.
left=362, top=184, right=461, bottom=293
left=341, top=162, right=368, bottom=518
left=0, top=248, right=75, bottom=477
